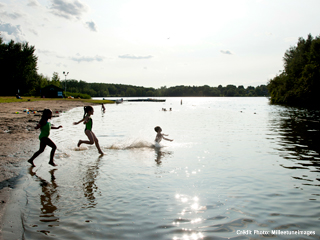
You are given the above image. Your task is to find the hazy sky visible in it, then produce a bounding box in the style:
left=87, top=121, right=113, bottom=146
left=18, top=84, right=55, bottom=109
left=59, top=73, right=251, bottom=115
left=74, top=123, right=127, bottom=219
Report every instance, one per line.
left=1, top=0, right=319, bottom=88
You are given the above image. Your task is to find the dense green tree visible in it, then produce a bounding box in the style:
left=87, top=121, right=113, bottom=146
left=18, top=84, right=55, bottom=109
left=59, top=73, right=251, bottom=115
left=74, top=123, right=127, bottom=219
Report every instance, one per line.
left=237, top=85, right=245, bottom=95
left=225, top=85, right=237, bottom=96
left=108, top=85, right=117, bottom=95
left=0, top=37, right=38, bottom=95
left=50, top=72, right=62, bottom=88
left=268, top=34, right=320, bottom=108
left=125, top=87, right=136, bottom=97
left=31, top=74, right=51, bottom=96
left=211, top=87, right=220, bottom=96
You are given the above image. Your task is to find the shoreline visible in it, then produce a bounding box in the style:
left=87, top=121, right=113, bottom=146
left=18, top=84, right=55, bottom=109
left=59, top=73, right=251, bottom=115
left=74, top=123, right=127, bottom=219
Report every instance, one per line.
left=0, top=100, right=95, bottom=239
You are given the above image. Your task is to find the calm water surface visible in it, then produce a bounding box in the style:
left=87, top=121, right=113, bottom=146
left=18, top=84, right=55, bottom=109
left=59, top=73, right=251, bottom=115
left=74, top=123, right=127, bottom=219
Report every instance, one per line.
left=4, top=97, right=320, bottom=239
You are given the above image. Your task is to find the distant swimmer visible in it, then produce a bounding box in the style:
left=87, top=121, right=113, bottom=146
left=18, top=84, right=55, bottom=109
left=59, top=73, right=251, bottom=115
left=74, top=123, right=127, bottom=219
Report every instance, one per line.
left=28, top=109, right=62, bottom=167
left=101, top=103, right=106, bottom=112
left=73, top=106, right=104, bottom=155
left=154, top=126, right=173, bottom=144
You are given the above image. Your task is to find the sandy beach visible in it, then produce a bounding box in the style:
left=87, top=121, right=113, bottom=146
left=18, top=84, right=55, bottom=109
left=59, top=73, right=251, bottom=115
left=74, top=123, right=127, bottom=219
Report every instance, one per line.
left=0, top=99, right=93, bottom=239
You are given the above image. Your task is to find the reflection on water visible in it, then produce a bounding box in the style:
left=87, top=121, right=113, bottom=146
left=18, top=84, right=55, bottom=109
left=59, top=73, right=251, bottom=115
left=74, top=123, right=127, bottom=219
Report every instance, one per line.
left=82, top=156, right=103, bottom=209
left=28, top=168, right=60, bottom=235
left=273, top=108, right=320, bottom=155
left=172, top=194, right=205, bottom=240
left=155, top=148, right=173, bottom=165
left=269, top=106, right=320, bottom=187
left=4, top=98, right=320, bottom=239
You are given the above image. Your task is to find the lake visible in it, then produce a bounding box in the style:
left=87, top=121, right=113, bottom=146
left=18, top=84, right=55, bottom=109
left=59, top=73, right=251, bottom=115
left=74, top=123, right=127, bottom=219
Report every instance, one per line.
left=4, top=97, right=320, bottom=239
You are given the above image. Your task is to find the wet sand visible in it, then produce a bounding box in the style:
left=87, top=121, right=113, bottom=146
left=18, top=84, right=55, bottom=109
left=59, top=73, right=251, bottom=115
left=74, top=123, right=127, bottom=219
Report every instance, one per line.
left=0, top=100, right=91, bottom=239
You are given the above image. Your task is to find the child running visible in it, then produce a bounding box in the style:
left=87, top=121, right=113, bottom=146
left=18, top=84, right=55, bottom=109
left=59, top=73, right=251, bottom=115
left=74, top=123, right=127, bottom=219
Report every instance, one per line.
left=73, top=106, right=104, bottom=155
left=28, top=109, right=62, bottom=167
left=154, top=126, right=173, bottom=143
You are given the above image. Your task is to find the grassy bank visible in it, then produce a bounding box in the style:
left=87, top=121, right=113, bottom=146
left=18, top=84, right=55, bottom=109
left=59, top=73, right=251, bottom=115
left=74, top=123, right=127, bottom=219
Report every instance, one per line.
left=0, top=97, right=115, bottom=104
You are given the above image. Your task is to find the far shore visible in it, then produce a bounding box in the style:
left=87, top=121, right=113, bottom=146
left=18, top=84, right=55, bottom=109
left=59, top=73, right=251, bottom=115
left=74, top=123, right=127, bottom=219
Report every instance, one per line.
left=0, top=98, right=112, bottom=240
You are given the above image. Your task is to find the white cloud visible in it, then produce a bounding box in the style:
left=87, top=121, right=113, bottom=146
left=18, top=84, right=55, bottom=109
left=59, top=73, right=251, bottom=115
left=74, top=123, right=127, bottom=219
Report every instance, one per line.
left=0, top=22, right=24, bottom=41
left=220, top=50, right=233, bottom=55
left=0, top=11, right=24, bottom=20
left=85, top=21, right=97, bottom=32
left=49, top=0, right=89, bottom=20
left=118, top=54, right=153, bottom=60
left=27, top=0, right=40, bottom=7
left=28, top=28, right=38, bottom=36
left=71, top=54, right=104, bottom=63
left=37, top=49, right=55, bottom=55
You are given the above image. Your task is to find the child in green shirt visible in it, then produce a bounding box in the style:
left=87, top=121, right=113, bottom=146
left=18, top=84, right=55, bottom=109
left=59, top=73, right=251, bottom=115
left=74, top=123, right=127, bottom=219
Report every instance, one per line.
left=28, top=109, right=62, bottom=167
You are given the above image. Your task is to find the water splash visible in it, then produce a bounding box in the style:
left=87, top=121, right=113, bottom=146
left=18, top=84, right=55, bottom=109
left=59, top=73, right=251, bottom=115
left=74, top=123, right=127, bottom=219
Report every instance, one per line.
left=74, top=146, right=89, bottom=151
left=108, top=138, right=159, bottom=150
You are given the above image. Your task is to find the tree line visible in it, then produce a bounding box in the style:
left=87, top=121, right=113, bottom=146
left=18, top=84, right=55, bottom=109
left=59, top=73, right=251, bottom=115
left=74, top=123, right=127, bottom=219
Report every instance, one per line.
left=268, top=34, right=320, bottom=108
left=58, top=80, right=268, bottom=98
left=0, top=36, right=268, bottom=98
left=0, top=35, right=267, bottom=99
left=3, top=34, right=320, bottom=105
left=156, top=84, right=268, bottom=97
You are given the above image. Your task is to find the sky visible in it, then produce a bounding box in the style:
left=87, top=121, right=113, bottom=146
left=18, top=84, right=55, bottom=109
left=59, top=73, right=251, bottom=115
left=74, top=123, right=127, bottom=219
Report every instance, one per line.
left=1, top=0, right=320, bottom=89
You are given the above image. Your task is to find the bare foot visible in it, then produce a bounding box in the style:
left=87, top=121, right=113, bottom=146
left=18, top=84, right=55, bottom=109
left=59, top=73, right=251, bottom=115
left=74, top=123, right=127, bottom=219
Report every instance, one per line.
left=77, top=140, right=81, bottom=147
left=28, top=159, right=36, bottom=167
left=49, top=161, right=57, bottom=167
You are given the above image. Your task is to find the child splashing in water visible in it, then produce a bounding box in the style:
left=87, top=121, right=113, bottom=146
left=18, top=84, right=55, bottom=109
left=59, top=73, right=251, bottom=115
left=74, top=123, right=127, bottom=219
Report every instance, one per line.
left=28, top=109, right=62, bottom=167
left=73, top=106, right=104, bottom=155
left=154, top=126, right=173, bottom=147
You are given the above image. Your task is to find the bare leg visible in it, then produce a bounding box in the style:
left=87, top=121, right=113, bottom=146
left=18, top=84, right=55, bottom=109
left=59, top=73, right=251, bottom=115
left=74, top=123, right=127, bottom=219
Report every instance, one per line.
left=28, top=140, right=47, bottom=167
left=79, top=130, right=104, bottom=154
left=42, top=138, right=57, bottom=166
left=91, top=132, right=104, bottom=155
left=78, top=130, right=95, bottom=147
